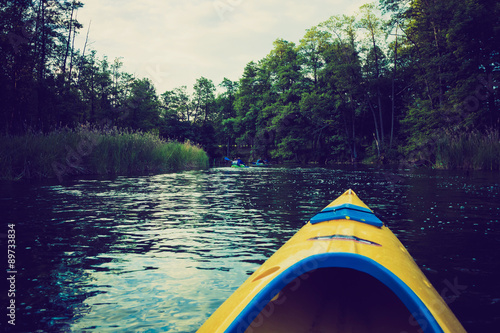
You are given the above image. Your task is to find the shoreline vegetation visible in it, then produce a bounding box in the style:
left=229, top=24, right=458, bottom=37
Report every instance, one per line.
left=435, top=130, right=500, bottom=171
left=0, top=125, right=209, bottom=181
left=0, top=127, right=498, bottom=182
left=2, top=2, right=499, bottom=174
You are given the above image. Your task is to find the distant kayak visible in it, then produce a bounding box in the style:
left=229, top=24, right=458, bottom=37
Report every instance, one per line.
left=250, top=162, right=270, bottom=167
left=225, top=157, right=248, bottom=168
left=198, top=189, right=466, bottom=333
left=251, top=159, right=270, bottom=167
left=230, top=164, right=248, bottom=168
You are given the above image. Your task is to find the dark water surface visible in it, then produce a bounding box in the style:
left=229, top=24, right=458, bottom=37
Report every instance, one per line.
left=1, top=166, right=499, bottom=332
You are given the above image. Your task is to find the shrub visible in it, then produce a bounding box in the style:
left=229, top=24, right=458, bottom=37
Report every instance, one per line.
left=0, top=126, right=209, bottom=181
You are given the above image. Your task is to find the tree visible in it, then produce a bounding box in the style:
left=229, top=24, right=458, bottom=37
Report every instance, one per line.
left=0, top=0, right=37, bottom=134
left=123, top=78, right=160, bottom=131
left=216, top=78, right=239, bottom=156
left=192, top=77, right=216, bottom=124
left=255, top=39, right=306, bottom=160
left=0, top=0, right=90, bottom=133
left=380, top=0, right=500, bottom=153
left=265, top=39, right=302, bottom=101
left=319, top=14, right=364, bottom=160
left=233, top=61, right=263, bottom=147
left=298, top=26, right=329, bottom=88
left=359, top=3, right=389, bottom=151
left=60, top=0, right=83, bottom=83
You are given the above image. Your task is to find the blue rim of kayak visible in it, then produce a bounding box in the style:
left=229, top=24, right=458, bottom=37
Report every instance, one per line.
left=225, top=253, right=443, bottom=333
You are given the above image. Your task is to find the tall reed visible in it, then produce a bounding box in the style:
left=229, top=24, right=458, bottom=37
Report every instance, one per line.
left=435, top=130, right=500, bottom=171
left=0, top=126, right=209, bottom=181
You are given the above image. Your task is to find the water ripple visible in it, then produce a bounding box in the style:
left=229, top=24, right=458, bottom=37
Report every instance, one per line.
left=1, top=167, right=498, bottom=332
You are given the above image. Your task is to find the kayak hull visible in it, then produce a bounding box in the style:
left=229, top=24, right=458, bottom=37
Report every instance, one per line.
left=198, top=190, right=465, bottom=333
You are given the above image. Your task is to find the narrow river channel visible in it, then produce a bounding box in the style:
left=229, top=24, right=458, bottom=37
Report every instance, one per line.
left=1, top=166, right=499, bottom=332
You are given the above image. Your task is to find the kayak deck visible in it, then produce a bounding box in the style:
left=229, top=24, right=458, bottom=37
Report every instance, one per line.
left=198, top=189, right=465, bottom=333
left=249, top=267, right=420, bottom=333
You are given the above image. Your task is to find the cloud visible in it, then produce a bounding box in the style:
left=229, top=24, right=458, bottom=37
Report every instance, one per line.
left=75, top=0, right=369, bottom=94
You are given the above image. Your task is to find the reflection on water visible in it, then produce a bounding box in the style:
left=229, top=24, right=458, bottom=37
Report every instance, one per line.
left=1, top=167, right=499, bottom=332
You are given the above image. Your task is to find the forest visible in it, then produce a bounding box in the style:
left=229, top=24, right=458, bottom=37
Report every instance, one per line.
left=1, top=0, right=499, bottom=174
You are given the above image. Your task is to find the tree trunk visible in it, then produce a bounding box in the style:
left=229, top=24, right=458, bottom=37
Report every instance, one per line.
left=78, top=20, right=91, bottom=86
left=432, top=25, right=444, bottom=108
left=377, top=86, right=384, bottom=146
left=370, top=29, right=384, bottom=148
left=37, top=0, right=47, bottom=131
left=390, top=22, right=398, bottom=148
left=62, top=1, right=76, bottom=80
left=69, top=5, right=79, bottom=84
left=367, top=96, right=381, bottom=158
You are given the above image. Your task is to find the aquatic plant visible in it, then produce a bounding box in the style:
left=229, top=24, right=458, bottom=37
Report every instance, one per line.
left=435, top=130, right=500, bottom=171
left=0, top=126, right=209, bottom=181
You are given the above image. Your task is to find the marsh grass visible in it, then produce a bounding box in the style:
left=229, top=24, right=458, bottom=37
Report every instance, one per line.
left=435, top=130, right=500, bottom=171
left=0, top=126, right=209, bottom=181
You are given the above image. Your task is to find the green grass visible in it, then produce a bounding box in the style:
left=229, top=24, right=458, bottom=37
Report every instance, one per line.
left=435, top=130, right=500, bottom=171
left=0, top=126, right=209, bottom=181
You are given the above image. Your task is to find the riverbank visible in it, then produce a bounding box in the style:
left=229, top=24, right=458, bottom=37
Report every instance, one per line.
left=229, top=130, right=500, bottom=172
left=360, top=131, right=500, bottom=171
left=435, top=130, right=500, bottom=171
left=0, top=126, right=209, bottom=181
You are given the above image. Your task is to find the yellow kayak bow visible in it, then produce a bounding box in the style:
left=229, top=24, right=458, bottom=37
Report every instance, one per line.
left=198, top=189, right=466, bottom=333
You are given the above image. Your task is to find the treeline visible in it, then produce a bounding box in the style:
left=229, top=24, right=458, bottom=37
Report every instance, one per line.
left=225, top=0, right=499, bottom=165
left=1, top=1, right=499, bottom=169
left=0, top=1, right=226, bottom=157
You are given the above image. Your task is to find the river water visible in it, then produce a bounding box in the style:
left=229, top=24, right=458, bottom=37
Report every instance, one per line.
left=1, top=166, right=499, bottom=332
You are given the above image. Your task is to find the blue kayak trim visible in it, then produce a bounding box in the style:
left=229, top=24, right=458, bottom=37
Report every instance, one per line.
left=310, top=203, right=383, bottom=227
left=226, top=253, right=444, bottom=333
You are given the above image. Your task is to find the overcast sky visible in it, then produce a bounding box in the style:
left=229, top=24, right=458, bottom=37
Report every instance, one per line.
left=75, top=0, right=369, bottom=94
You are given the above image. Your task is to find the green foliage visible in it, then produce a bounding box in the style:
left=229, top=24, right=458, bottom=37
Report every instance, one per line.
left=436, top=130, right=500, bottom=171
left=122, top=78, right=161, bottom=131
left=1, top=1, right=497, bottom=169
left=0, top=126, right=209, bottom=181
left=192, top=77, right=216, bottom=124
